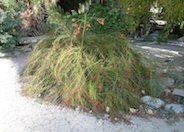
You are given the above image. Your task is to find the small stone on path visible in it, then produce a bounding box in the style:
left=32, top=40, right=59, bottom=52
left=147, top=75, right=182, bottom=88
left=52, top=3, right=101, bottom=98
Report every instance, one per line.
left=147, top=109, right=154, bottom=115
left=141, top=96, right=165, bottom=109
left=165, top=104, right=184, bottom=114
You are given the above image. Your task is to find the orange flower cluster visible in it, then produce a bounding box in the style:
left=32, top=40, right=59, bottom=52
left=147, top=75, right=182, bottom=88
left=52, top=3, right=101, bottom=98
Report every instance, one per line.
left=96, top=18, right=105, bottom=25
left=72, top=23, right=80, bottom=38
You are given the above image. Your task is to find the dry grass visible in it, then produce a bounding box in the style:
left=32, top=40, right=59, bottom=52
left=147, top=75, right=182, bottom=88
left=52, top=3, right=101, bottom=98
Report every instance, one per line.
left=23, top=32, right=161, bottom=114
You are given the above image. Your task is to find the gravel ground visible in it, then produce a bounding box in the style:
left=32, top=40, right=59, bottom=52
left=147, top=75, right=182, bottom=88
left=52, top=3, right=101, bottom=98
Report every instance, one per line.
left=0, top=51, right=184, bottom=132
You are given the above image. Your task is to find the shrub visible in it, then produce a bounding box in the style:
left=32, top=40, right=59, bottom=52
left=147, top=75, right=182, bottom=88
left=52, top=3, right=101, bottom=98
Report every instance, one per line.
left=23, top=12, right=161, bottom=114
left=120, top=0, right=184, bottom=36
left=120, top=0, right=154, bottom=34
left=158, top=0, right=184, bottom=35
left=0, top=1, right=24, bottom=49
left=86, top=1, right=132, bottom=34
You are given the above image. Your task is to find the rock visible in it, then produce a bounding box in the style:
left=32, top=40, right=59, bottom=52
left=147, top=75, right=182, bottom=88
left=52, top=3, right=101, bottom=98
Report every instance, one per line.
left=129, top=108, right=137, bottom=114
left=147, top=32, right=159, bottom=41
left=165, top=104, right=184, bottom=114
left=164, top=88, right=172, bottom=95
left=14, top=51, right=21, bottom=57
left=141, top=90, right=145, bottom=94
left=178, top=36, right=184, bottom=42
left=175, top=66, right=184, bottom=72
left=75, top=106, right=80, bottom=111
left=24, top=48, right=32, bottom=52
left=141, top=96, right=165, bottom=109
left=114, top=117, right=118, bottom=121
left=106, top=106, right=110, bottom=113
left=164, top=78, right=175, bottom=87
left=146, top=109, right=154, bottom=115
left=103, top=114, right=109, bottom=119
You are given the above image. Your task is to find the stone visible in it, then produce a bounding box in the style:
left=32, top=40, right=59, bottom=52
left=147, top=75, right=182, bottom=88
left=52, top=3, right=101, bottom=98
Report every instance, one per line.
left=173, top=89, right=184, bottom=97
left=141, top=96, right=165, bottom=109
left=114, top=117, right=118, bottom=121
left=178, top=36, right=184, bottom=42
left=24, top=48, right=32, bottom=52
left=165, top=104, right=184, bottom=114
left=103, top=114, right=109, bottom=119
left=129, top=108, right=137, bottom=114
left=147, top=32, right=159, bottom=41
left=75, top=106, right=80, bottom=111
left=164, top=78, right=175, bottom=87
left=14, top=51, right=21, bottom=57
left=146, top=109, right=154, bottom=115
left=164, top=89, right=172, bottom=95
left=141, top=90, right=145, bottom=94
left=106, top=106, right=110, bottom=113
left=175, top=66, right=184, bottom=72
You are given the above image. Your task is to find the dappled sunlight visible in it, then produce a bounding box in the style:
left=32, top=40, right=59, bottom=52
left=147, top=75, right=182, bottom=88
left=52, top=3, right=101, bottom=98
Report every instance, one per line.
left=140, top=46, right=182, bottom=59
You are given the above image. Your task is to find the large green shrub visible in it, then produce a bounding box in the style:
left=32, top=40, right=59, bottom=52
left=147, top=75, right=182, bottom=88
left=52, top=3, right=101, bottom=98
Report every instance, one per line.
left=23, top=12, right=161, bottom=114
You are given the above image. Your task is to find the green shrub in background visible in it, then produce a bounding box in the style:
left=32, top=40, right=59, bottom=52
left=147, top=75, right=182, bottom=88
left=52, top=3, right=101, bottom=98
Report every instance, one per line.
left=0, top=11, right=22, bottom=49
left=120, top=0, right=184, bottom=36
left=158, top=0, right=184, bottom=34
left=86, top=1, right=132, bottom=34
left=0, top=0, right=16, bottom=9
left=120, top=0, right=154, bottom=34
left=0, top=1, right=24, bottom=49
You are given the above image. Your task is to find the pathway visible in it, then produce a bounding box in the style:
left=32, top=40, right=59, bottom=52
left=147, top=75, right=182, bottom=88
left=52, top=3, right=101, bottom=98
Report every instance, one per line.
left=0, top=49, right=184, bottom=132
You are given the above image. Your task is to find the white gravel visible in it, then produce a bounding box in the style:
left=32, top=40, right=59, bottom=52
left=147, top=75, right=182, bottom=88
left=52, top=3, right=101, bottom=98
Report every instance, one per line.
left=0, top=52, right=184, bottom=132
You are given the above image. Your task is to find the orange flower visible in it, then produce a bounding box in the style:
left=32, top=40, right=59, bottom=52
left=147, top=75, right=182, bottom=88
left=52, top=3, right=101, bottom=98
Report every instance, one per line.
left=69, top=43, right=74, bottom=49
left=73, top=27, right=81, bottom=38
left=96, top=18, right=105, bottom=25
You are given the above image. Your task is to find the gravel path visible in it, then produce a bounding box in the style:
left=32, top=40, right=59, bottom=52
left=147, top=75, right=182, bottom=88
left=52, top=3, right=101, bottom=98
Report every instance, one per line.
left=0, top=51, right=184, bottom=132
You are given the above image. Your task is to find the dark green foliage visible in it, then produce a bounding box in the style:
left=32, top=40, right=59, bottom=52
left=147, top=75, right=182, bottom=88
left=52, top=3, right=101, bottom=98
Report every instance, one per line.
left=158, top=0, right=184, bottom=34
left=87, top=1, right=132, bottom=34
left=0, top=1, right=24, bottom=49
left=0, top=11, right=22, bottom=49
left=120, top=0, right=184, bottom=35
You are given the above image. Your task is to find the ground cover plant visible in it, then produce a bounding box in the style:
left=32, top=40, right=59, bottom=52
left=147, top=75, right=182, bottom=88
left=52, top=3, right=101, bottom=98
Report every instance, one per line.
left=23, top=3, right=161, bottom=115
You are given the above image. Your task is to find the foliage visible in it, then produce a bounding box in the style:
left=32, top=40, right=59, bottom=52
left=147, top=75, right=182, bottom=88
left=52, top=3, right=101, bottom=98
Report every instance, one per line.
left=46, top=0, right=132, bottom=35
left=158, top=0, right=184, bottom=34
left=120, top=0, right=184, bottom=35
left=85, top=1, right=132, bottom=34
left=0, top=3, right=23, bottom=49
left=0, top=0, right=17, bottom=9
left=23, top=12, right=161, bottom=114
left=120, top=0, right=154, bottom=34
